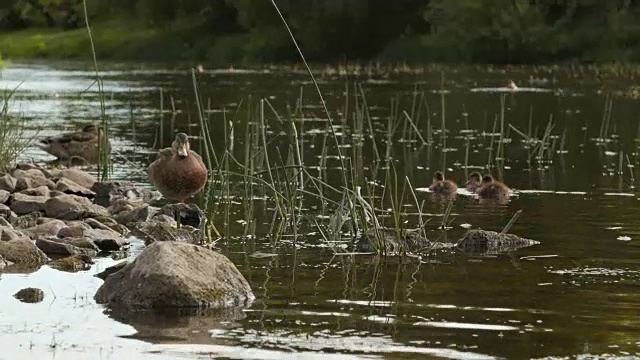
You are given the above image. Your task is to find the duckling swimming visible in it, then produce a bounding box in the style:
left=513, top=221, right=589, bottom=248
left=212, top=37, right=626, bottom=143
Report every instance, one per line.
left=464, top=172, right=482, bottom=192
left=36, top=124, right=110, bottom=163
left=148, top=133, right=208, bottom=204
left=429, top=171, right=458, bottom=197
left=476, top=174, right=510, bottom=201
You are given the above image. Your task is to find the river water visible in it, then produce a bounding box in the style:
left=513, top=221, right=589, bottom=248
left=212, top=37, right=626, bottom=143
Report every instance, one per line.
left=1, top=62, right=640, bottom=359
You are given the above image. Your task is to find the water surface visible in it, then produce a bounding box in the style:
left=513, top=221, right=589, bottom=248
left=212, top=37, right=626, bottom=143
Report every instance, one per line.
left=1, top=62, right=640, bottom=359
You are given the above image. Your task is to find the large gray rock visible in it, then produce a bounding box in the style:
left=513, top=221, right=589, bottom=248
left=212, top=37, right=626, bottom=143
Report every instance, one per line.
left=44, top=194, right=108, bottom=220
left=94, top=242, right=254, bottom=309
left=10, top=193, right=48, bottom=215
left=0, top=239, right=48, bottom=267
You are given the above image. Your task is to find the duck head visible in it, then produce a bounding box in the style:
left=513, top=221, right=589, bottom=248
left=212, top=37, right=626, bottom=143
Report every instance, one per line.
left=481, top=174, right=494, bottom=184
left=465, top=171, right=482, bottom=186
left=433, top=171, right=445, bottom=182
left=172, top=133, right=190, bottom=158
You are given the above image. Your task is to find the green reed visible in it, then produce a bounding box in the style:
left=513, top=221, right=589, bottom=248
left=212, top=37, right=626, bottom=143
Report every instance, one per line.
left=82, top=0, right=111, bottom=181
left=0, top=88, right=35, bottom=172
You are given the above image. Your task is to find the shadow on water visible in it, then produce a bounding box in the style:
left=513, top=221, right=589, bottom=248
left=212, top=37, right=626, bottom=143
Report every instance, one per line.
left=2, top=62, right=640, bottom=359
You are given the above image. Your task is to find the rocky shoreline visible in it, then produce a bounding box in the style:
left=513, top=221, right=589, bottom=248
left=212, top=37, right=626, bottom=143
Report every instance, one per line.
left=0, top=163, right=255, bottom=310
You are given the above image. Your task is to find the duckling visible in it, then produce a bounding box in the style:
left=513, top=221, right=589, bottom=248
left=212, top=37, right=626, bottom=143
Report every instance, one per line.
left=506, top=80, right=518, bottom=90
left=36, top=124, right=110, bottom=162
left=148, top=133, right=208, bottom=204
left=464, top=172, right=482, bottom=192
left=429, top=171, right=458, bottom=196
left=476, top=174, right=510, bottom=201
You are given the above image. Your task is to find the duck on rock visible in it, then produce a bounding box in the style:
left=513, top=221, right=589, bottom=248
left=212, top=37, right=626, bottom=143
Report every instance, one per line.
left=148, top=133, right=208, bottom=204
left=36, top=124, right=110, bottom=163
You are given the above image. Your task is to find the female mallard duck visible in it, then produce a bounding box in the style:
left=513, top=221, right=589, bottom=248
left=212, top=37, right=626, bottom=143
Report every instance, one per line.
left=36, top=124, right=110, bottom=162
left=148, top=132, right=208, bottom=203
left=429, top=171, right=457, bottom=196
left=464, top=172, right=482, bottom=192
left=476, top=174, right=510, bottom=201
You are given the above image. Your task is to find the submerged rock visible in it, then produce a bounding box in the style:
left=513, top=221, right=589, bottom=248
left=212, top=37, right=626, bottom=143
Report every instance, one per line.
left=94, top=242, right=254, bottom=309
left=49, top=254, right=93, bottom=272
left=14, top=287, right=45, bottom=303
left=354, top=227, right=433, bottom=254
left=455, top=229, right=540, bottom=255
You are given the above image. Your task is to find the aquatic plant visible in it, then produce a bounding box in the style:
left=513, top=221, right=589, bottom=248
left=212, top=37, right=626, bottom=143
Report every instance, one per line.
left=0, top=89, right=35, bottom=172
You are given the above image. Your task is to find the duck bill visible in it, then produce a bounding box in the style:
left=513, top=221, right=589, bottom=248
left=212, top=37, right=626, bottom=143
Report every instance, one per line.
left=177, top=143, right=188, bottom=157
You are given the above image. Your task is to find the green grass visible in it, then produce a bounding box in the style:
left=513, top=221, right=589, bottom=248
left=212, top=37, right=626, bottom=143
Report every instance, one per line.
left=0, top=22, right=167, bottom=60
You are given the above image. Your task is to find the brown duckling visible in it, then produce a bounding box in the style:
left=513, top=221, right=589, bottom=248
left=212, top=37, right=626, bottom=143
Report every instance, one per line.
left=36, top=124, right=110, bottom=162
left=476, top=174, right=510, bottom=200
left=464, top=172, right=482, bottom=192
left=429, top=171, right=458, bottom=196
left=148, top=132, right=208, bottom=204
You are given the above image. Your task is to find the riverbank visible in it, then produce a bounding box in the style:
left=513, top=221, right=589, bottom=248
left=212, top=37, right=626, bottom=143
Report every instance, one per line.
left=3, top=22, right=639, bottom=67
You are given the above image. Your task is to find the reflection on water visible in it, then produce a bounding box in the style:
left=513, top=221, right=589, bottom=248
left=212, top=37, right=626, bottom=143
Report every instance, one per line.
left=1, top=62, right=640, bottom=359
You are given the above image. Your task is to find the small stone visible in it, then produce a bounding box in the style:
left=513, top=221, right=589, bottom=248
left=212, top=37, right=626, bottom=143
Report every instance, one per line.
left=114, top=204, right=159, bottom=224
left=44, top=194, right=108, bottom=220
left=0, top=239, right=48, bottom=267
left=0, top=190, right=9, bottom=204
left=58, top=168, right=97, bottom=189
left=136, top=222, right=201, bottom=246
left=0, top=226, right=27, bottom=242
left=10, top=212, right=41, bottom=229
left=49, top=254, right=92, bottom=272
left=35, top=237, right=98, bottom=257
left=0, top=174, right=17, bottom=192
left=14, top=288, right=45, bottom=303
left=0, top=204, right=14, bottom=219
left=50, top=190, right=65, bottom=197
left=20, top=185, right=50, bottom=198
left=23, top=220, right=67, bottom=238
left=56, top=178, right=96, bottom=198
left=9, top=193, right=48, bottom=215
left=12, top=169, right=55, bottom=190
left=15, top=163, right=53, bottom=178
left=57, top=225, right=87, bottom=238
